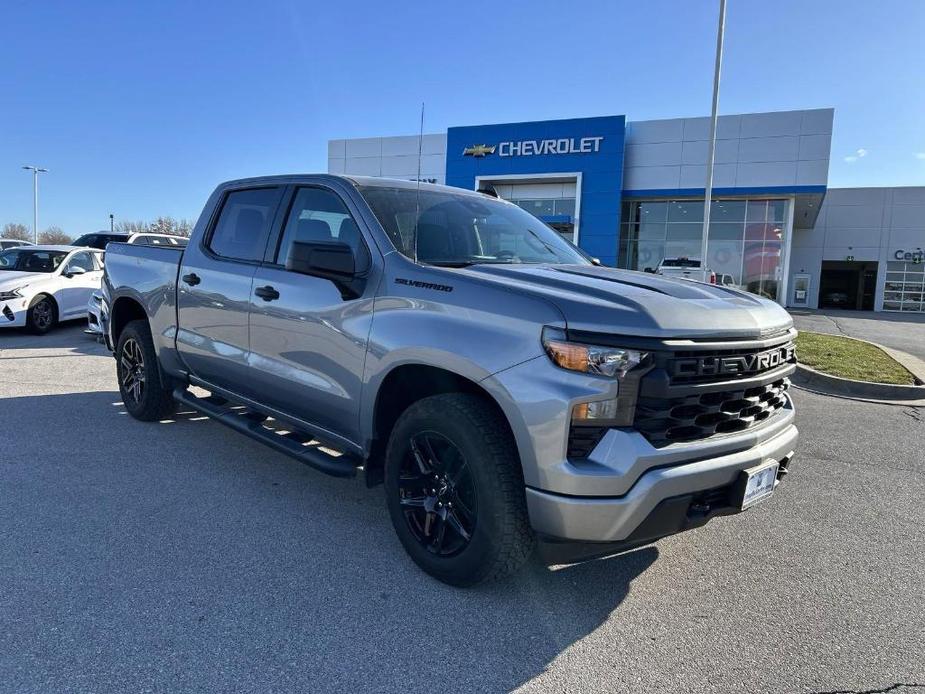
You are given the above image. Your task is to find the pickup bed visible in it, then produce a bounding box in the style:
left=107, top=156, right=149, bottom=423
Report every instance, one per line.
left=102, top=174, right=798, bottom=585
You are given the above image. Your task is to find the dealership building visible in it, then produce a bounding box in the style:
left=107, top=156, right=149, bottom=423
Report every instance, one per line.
left=328, top=108, right=925, bottom=312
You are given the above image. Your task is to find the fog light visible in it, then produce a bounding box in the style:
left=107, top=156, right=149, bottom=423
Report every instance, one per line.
left=573, top=399, right=619, bottom=421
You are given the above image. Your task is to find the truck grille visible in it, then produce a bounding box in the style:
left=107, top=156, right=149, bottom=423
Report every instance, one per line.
left=634, top=377, right=790, bottom=447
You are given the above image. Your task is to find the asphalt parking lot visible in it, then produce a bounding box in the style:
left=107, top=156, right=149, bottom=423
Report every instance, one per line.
left=1, top=323, right=923, bottom=693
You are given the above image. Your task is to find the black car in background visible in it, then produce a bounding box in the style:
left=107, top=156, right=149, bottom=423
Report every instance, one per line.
left=72, top=232, right=131, bottom=249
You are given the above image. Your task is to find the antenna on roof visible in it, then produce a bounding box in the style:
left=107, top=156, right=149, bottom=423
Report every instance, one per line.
left=412, top=101, right=424, bottom=262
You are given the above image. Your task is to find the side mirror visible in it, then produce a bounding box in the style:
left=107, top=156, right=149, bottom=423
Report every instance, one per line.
left=590, top=257, right=602, bottom=266
left=286, top=241, right=356, bottom=281
left=64, top=265, right=87, bottom=278
left=643, top=267, right=655, bottom=274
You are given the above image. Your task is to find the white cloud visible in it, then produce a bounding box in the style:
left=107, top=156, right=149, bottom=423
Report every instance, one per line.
left=843, top=148, right=869, bottom=163
left=915, top=152, right=925, bottom=160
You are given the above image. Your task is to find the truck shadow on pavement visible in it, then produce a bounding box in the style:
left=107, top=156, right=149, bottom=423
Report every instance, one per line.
left=0, top=389, right=658, bottom=693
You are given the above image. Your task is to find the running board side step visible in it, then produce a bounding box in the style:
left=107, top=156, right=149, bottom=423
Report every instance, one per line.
left=172, top=388, right=359, bottom=478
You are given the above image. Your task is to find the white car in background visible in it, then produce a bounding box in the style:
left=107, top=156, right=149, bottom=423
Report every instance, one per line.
left=127, top=232, right=188, bottom=247
left=0, top=245, right=105, bottom=334
left=0, top=239, right=34, bottom=251
left=85, top=232, right=188, bottom=339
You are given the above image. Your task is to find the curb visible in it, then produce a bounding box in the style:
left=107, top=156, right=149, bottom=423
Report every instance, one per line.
left=792, top=362, right=925, bottom=404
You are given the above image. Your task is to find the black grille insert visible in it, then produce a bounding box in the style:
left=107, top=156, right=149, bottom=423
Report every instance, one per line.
left=634, top=378, right=789, bottom=446
left=567, top=426, right=608, bottom=459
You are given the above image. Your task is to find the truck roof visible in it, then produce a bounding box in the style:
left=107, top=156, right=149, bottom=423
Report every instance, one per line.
left=214, top=174, right=487, bottom=198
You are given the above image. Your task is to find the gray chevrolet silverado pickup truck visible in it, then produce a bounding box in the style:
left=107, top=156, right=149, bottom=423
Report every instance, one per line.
left=102, top=174, right=798, bottom=586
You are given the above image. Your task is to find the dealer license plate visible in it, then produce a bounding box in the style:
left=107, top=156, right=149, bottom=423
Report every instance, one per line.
left=738, top=461, right=779, bottom=509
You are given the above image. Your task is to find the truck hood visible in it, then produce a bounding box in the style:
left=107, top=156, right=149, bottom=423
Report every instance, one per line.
left=460, top=264, right=793, bottom=339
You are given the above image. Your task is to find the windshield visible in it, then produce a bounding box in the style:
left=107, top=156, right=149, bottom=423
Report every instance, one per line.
left=358, top=186, right=590, bottom=267
left=0, top=249, right=68, bottom=273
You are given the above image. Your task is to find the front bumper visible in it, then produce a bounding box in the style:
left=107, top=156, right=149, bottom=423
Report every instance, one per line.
left=0, top=300, right=28, bottom=328
left=526, top=418, right=797, bottom=542
left=486, top=351, right=799, bottom=544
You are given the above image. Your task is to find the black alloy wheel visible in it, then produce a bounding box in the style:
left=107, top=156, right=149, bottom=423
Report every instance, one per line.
left=115, top=319, right=175, bottom=421
left=384, top=393, right=535, bottom=586
left=119, top=337, right=146, bottom=406
left=398, top=431, right=478, bottom=557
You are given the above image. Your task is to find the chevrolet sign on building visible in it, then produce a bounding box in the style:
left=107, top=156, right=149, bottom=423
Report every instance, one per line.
left=463, top=137, right=604, bottom=157
left=497, top=136, right=604, bottom=157
left=329, top=107, right=925, bottom=313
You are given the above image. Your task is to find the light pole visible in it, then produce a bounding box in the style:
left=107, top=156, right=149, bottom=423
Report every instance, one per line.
left=699, top=0, right=727, bottom=279
left=109, top=213, right=114, bottom=232
left=22, top=165, right=49, bottom=244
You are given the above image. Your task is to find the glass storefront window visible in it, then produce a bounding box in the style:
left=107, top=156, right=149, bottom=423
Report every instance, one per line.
left=707, top=240, right=744, bottom=285
left=636, top=241, right=666, bottom=271
left=768, top=200, right=787, bottom=222
left=555, top=199, right=575, bottom=217
left=510, top=198, right=576, bottom=219
left=709, top=222, right=744, bottom=241
left=711, top=200, right=746, bottom=222
left=637, top=201, right=667, bottom=223
left=743, top=240, right=782, bottom=299
left=667, top=201, right=704, bottom=222
left=745, top=200, right=768, bottom=223
left=666, top=223, right=702, bottom=242
left=882, top=261, right=925, bottom=312
left=619, top=197, right=790, bottom=301
left=515, top=199, right=556, bottom=216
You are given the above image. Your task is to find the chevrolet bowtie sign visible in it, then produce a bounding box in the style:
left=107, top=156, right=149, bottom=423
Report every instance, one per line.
left=463, top=136, right=604, bottom=158
left=462, top=144, right=496, bottom=157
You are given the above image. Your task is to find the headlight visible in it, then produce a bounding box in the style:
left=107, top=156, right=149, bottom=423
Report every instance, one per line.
left=0, top=287, right=24, bottom=301
left=542, top=327, right=647, bottom=378
left=542, top=327, right=650, bottom=429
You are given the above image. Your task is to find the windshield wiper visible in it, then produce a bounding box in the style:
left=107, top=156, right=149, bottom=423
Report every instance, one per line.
left=524, top=228, right=562, bottom=258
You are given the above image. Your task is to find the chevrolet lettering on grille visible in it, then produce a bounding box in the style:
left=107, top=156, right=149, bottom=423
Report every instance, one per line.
left=672, top=343, right=796, bottom=378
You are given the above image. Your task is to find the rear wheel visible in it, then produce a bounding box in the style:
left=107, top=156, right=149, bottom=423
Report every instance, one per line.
left=384, top=393, right=535, bottom=586
left=26, top=295, right=57, bottom=334
left=116, top=320, right=175, bottom=421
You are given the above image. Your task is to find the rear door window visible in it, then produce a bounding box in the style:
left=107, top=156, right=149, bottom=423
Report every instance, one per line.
left=207, top=187, right=283, bottom=262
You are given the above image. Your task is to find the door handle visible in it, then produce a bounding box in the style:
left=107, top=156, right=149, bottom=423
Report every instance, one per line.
left=254, top=285, right=280, bottom=301
left=182, top=273, right=201, bottom=286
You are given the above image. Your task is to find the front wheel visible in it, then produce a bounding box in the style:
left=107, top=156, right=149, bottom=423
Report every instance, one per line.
left=26, top=295, right=57, bottom=334
left=116, top=319, right=176, bottom=421
left=384, top=393, right=535, bottom=586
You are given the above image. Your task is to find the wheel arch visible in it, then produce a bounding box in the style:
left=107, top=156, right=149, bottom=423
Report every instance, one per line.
left=365, top=363, right=523, bottom=487
left=109, top=296, right=148, bottom=347
left=28, top=291, right=58, bottom=312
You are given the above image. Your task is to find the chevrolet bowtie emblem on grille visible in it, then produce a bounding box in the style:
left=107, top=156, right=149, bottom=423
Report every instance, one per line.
left=463, top=144, right=496, bottom=157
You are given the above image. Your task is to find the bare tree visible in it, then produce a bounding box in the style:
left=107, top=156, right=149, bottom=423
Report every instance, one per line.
left=148, top=216, right=179, bottom=235
left=112, top=217, right=193, bottom=237
left=2, top=223, right=31, bottom=241
left=114, top=220, right=149, bottom=234
left=176, top=219, right=194, bottom=237
left=38, top=226, right=72, bottom=245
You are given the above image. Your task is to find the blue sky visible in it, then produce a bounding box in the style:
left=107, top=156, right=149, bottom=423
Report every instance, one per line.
left=1, top=0, right=923, bottom=234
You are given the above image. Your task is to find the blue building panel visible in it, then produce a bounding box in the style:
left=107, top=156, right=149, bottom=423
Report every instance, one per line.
left=445, top=116, right=626, bottom=266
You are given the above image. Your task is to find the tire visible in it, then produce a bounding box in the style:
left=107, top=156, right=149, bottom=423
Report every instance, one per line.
left=384, top=393, right=535, bottom=586
left=116, top=319, right=176, bottom=421
left=26, top=295, right=57, bottom=334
